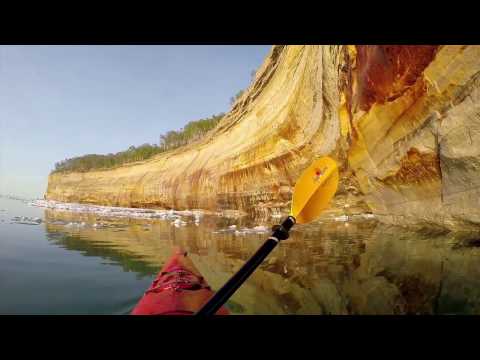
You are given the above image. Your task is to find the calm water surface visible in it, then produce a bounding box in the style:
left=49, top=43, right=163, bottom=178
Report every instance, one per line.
left=1, top=197, right=479, bottom=315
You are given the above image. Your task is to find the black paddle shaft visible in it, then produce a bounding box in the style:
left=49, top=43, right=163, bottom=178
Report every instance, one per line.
left=196, top=216, right=296, bottom=316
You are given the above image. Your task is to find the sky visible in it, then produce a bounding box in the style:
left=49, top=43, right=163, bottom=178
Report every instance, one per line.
left=0, top=45, right=271, bottom=199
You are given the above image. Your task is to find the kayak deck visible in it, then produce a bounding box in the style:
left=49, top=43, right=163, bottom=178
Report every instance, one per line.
left=131, top=247, right=229, bottom=315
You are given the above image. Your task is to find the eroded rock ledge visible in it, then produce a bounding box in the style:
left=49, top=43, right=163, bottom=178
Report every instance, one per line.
left=46, top=45, right=480, bottom=230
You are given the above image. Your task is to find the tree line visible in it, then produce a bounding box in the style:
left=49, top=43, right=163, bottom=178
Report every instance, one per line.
left=52, top=113, right=225, bottom=174
left=52, top=73, right=257, bottom=174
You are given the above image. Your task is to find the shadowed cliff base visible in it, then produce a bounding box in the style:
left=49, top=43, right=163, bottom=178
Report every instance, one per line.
left=46, top=45, right=480, bottom=231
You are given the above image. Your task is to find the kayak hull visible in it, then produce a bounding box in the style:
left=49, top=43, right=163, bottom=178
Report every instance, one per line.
left=131, top=247, right=229, bottom=315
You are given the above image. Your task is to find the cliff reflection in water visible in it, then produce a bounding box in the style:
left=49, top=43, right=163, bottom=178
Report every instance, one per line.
left=44, top=209, right=480, bottom=314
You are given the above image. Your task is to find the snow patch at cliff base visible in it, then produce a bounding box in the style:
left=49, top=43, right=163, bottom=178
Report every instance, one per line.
left=30, top=200, right=205, bottom=222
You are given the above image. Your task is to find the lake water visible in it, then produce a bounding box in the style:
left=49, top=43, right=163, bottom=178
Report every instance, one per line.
left=1, top=196, right=479, bottom=315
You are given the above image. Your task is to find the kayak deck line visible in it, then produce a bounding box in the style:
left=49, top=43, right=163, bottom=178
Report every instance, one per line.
left=131, top=247, right=230, bottom=316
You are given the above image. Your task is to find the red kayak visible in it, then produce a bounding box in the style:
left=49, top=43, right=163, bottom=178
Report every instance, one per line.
left=131, top=247, right=230, bottom=315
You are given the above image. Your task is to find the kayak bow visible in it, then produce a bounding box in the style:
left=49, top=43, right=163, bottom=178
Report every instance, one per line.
left=131, top=247, right=230, bottom=315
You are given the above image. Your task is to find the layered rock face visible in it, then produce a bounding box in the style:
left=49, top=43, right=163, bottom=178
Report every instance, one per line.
left=343, top=45, right=480, bottom=229
left=46, top=45, right=480, bottom=229
left=47, top=46, right=345, bottom=215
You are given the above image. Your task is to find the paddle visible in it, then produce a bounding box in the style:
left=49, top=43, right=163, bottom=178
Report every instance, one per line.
left=196, top=156, right=339, bottom=316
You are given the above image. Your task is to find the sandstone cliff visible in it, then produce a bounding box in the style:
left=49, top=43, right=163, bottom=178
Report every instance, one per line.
left=46, top=45, right=480, bottom=230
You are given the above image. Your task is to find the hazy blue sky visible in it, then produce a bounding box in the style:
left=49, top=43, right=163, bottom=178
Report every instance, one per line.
left=0, top=45, right=271, bottom=198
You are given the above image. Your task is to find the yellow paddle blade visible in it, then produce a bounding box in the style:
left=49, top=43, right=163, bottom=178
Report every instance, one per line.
left=290, top=157, right=339, bottom=224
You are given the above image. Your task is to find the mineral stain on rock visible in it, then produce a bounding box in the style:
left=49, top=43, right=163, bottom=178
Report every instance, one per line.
left=380, top=148, right=441, bottom=186
left=353, top=45, right=439, bottom=112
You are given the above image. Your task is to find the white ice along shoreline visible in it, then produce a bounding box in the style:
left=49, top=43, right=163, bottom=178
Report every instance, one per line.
left=30, top=199, right=204, bottom=222
left=11, top=216, right=43, bottom=225
left=28, top=200, right=268, bottom=232
left=29, top=200, right=375, bottom=233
